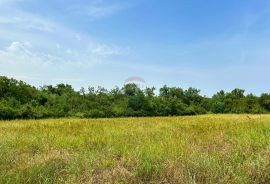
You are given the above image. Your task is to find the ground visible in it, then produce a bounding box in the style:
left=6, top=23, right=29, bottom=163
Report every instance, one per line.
left=1, top=115, right=270, bottom=184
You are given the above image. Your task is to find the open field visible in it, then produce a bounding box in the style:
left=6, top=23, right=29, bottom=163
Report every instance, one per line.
left=1, top=115, right=270, bottom=184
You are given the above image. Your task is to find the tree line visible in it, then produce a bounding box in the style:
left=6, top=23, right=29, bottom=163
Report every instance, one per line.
left=1, top=76, right=270, bottom=119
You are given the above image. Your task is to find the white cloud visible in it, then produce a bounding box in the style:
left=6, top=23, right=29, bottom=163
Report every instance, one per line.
left=7, top=41, right=32, bottom=52
left=0, top=41, right=55, bottom=66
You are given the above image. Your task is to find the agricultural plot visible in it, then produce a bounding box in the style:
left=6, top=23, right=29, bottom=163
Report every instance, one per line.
left=0, top=115, right=270, bottom=183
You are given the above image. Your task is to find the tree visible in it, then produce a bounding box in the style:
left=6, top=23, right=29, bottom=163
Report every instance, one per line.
left=1, top=75, right=270, bottom=120
left=260, top=93, right=270, bottom=111
left=122, top=83, right=139, bottom=96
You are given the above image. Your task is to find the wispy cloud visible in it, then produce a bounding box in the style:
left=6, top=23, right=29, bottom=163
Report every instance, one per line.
left=68, top=1, right=130, bottom=19
left=0, top=0, right=22, bottom=5
left=0, top=1, right=130, bottom=67
left=0, top=11, right=56, bottom=32
left=88, top=43, right=129, bottom=56
left=0, top=39, right=130, bottom=89
left=0, top=0, right=132, bottom=80
left=0, top=41, right=127, bottom=67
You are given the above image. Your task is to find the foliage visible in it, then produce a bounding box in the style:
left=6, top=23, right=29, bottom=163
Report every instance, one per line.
left=1, top=76, right=270, bottom=119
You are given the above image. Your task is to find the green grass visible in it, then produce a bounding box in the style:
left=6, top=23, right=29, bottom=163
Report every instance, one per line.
left=1, top=115, right=270, bottom=183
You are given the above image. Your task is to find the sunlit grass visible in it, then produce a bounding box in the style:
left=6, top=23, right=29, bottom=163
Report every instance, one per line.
left=1, top=115, right=270, bottom=183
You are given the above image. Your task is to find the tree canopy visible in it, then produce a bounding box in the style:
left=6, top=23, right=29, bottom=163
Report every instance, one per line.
left=0, top=76, right=269, bottom=119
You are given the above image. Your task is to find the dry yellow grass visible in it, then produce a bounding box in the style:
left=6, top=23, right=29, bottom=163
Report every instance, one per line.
left=1, top=115, right=270, bottom=183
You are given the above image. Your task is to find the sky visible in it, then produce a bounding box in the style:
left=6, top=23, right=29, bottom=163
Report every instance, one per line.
left=1, top=0, right=270, bottom=96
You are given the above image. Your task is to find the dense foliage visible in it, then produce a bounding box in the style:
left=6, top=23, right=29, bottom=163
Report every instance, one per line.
left=0, top=76, right=269, bottom=119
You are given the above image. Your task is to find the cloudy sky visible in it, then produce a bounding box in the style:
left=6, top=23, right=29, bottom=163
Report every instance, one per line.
left=1, top=0, right=270, bottom=96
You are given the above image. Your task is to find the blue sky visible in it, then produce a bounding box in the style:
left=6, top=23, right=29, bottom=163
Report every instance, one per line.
left=1, top=0, right=270, bottom=96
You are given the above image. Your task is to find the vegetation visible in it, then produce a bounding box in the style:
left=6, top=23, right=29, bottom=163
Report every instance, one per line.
left=1, top=76, right=270, bottom=119
left=1, top=76, right=270, bottom=183
left=0, top=115, right=270, bottom=183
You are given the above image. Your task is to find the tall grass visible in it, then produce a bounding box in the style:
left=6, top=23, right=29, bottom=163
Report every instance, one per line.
left=0, top=115, right=270, bottom=183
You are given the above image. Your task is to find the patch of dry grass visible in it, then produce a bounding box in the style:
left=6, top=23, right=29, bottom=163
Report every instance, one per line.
left=1, top=115, right=270, bottom=183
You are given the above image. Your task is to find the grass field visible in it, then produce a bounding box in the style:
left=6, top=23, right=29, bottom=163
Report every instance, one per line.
left=1, top=115, right=270, bottom=184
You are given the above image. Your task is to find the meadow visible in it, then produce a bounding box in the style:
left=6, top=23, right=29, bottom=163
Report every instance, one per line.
left=0, top=115, right=270, bottom=184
